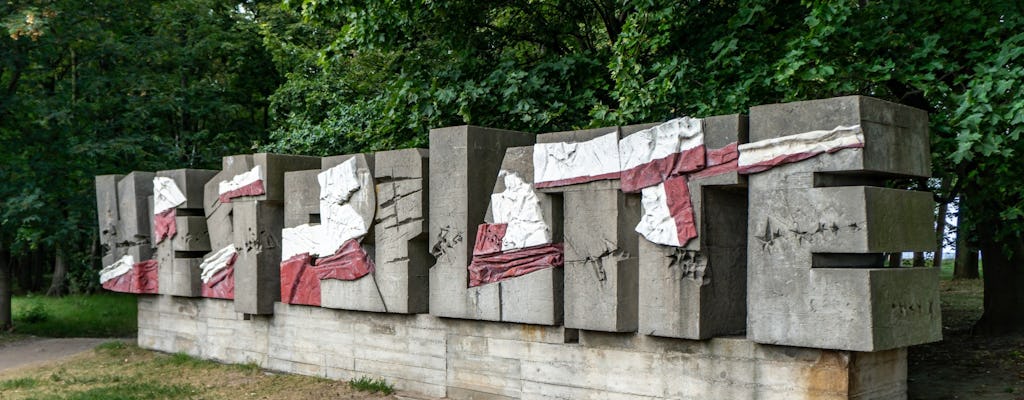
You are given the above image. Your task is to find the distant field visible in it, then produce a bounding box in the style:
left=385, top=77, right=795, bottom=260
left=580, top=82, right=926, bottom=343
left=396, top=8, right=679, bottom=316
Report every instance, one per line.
left=7, top=293, right=137, bottom=338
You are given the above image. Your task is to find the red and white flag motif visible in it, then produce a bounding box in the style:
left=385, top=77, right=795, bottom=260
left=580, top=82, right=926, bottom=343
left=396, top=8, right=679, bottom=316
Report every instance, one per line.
left=737, top=125, right=864, bottom=174
left=153, top=177, right=186, bottom=244
left=218, top=165, right=266, bottom=203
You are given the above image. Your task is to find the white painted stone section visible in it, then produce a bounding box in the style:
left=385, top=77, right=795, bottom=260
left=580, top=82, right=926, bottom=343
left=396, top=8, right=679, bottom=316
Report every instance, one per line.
left=619, top=117, right=704, bottom=171
left=738, top=124, right=863, bottom=168
left=200, top=245, right=237, bottom=283
left=99, top=254, right=134, bottom=284
left=318, top=158, right=369, bottom=247
left=533, top=130, right=620, bottom=186
left=490, top=171, right=551, bottom=251
left=153, top=177, right=186, bottom=214
left=636, top=183, right=681, bottom=247
left=281, top=223, right=337, bottom=260
left=218, top=165, right=263, bottom=195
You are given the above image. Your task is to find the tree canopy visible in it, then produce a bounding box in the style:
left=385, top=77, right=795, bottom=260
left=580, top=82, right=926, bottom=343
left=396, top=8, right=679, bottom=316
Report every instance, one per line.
left=1, top=0, right=1022, bottom=332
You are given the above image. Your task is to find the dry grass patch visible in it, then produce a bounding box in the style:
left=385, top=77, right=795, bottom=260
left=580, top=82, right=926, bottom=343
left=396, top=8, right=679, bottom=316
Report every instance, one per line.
left=0, top=341, right=394, bottom=400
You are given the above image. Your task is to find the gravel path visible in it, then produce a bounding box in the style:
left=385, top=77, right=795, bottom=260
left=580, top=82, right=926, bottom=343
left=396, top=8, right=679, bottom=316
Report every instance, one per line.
left=0, top=337, right=114, bottom=373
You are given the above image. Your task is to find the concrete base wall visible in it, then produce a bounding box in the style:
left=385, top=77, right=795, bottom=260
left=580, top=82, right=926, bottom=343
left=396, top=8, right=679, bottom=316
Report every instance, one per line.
left=138, top=296, right=906, bottom=399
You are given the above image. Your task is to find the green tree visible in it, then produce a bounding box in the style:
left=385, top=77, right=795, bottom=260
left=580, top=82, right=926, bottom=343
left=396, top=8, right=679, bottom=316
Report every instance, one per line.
left=0, top=0, right=278, bottom=324
left=285, top=0, right=1024, bottom=333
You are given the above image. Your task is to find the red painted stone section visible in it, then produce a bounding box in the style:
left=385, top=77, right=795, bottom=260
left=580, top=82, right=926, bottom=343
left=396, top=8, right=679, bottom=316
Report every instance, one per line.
left=619, top=145, right=706, bottom=193
left=102, top=259, right=159, bottom=294
left=219, top=180, right=265, bottom=203
left=533, top=171, right=622, bottom=189
left=737, top=143, right=865, bottom=175
left=280, top=240, right=375, bottom=306
left=468, top=243, right=564, bottom=287
left=468, top=224, right=564, bottom=287
left=153, top=209, right=176, bottom=244
left=664, top=176, right=697, bottom=247
left=690, top=142, right=740, bottom=179
left=472, top=223, right=508, bottom=256
left=202, top=253, right=237, bottom=299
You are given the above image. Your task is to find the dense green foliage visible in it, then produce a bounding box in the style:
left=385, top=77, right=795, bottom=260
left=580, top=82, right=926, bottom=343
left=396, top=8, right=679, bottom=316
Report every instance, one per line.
left=1, top=1, right=1021, bottom=330
left=1, top=0, right=277, bottom=292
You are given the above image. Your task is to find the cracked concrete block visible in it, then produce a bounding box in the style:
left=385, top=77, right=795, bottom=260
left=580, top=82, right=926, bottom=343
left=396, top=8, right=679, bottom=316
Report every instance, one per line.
left=205, top=201, right=234, bottom=251
left=372, top=149, right=430, bottom=314
left=746, top=96, right=940, bottom=351
left=284, top=170, right=321, bottom=228
left=479, top=145, right=564, bottom=325
left=637, top=114, right=749, bottom=339
left=428, top=126, right=535, bottom=320
left=96, top=174, right=124, bottom=260
left=152, top=169, right=218, bottom=298
left=95, top=173, right=155, bottom=267
left=562, top=185, right=641, bottom=332
left=170, top=216, right=212, bottom=252
left=116, top=171, right=156, bottom=240
left=232, top=200, right=285, bottom=315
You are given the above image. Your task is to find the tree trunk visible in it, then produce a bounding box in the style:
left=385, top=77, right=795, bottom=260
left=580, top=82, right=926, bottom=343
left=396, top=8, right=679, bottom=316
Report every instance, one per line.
left=46, top=245, right=67, bottom=297
left=973, top=228, right=1024, bottom=334
left=932, top=200, right=949, bottom=267
left=912, top=252, right=925, bottom=267
left=954, top=208, right=980, bottom=279
left=29, top=248, right=45, bottom=292
left=0, top=242, right=11, bottom=331
left=887, top=252, right=902, bottom=267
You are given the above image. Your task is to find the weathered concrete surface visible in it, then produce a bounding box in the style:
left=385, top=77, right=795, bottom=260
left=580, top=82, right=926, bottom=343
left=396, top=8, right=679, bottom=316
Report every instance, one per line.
left=153, top=169, right=218, bottom=298
left=483, top=146, right=563, bottom=325
left=636, top=115, right=749, bottom=339
left=95, top=172, right=155, bottom=267
left=139, top=295, right=909, bottom=400
left=317, top=153, right=382, bottom=312
left=231, top=200, right=285, bottom=315
left=283, top=170, right=321, bottom=228
left=561, top=184, right=641, bottom=333
left=428, top=126, right=535, bottom=321
left=369, top=149, right=430, bottom=314
left=746, top=96, right=941, bottom=352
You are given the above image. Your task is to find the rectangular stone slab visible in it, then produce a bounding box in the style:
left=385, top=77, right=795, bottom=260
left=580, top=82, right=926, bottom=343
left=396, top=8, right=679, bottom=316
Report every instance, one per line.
left=371, top=149, right=430, bottom=314
left=116, top=171, right=156, bottom=240
left=562, top=186, right=640, bottom=332
left=283, top=170, right=321, bottom=228
left=231, top=200, right=285, bottom=315
left=171, top=215, right=212, bottom=252
left=95, top=174, right=124, bottom=255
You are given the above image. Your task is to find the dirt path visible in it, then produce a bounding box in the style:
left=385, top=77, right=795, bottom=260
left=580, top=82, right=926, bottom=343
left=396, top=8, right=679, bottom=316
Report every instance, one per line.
left=0, top=337, right=114, bottom=373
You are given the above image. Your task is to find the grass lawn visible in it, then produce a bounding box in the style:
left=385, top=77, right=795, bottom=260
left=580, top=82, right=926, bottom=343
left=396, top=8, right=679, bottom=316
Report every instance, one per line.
left=0, top=341, right=393, bottom=400
left=6, top=293, right=137, bottom=338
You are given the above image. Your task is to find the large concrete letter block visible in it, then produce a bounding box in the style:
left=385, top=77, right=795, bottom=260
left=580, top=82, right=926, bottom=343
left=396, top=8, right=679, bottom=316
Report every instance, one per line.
left=536, top=127, right=640, bottom=332
left=316, top=153, right=383, bottom=311
left=154, top=169, right=218, bottom=297
left=428, top=126, right=535, bottom=320
left=95, top=172, right=157, bottom=294
left=233, top=199, right=285, bottom=314
left=637, top=115, right=749, bottom=339
left=367, top=149, right=430, bottom=313
left=473, top=146, right=564, bottom=325
left=201, top=153, right=321, bottom=314
left=745, top=96, right=941, bottom=351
